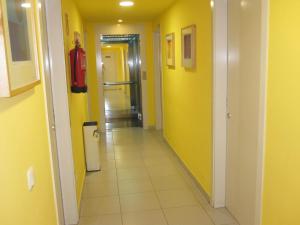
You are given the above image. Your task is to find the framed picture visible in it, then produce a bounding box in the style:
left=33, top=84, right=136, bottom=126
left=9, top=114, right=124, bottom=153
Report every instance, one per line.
left=181, top=25, right=196, bottom=69
left=0, top=0, right=40, bottom=97
left=166, top=33, right=175, bottom=67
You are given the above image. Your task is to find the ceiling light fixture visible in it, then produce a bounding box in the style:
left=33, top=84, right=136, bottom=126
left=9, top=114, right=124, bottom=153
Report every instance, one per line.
left=21, top=2, right=31, bottom=8
left=119, top=1, right=134, bottom=7
left=106, top=45, right=112, bottom=48
left=118, top=19, right=123, bottom=23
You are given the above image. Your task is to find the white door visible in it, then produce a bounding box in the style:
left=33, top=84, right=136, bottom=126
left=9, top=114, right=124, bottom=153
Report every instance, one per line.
left=154, top=29, right=163, bottom=130
left=102, top=52, right=118, bottom=83
left=226, top=0, right=264, bottom=224
left=40, top=0, right=64, bottom=224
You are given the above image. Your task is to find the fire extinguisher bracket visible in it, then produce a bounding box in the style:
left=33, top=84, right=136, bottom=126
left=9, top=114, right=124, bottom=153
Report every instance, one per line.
left=70, top=44, right=88, bottom=93
left=71, top=86, right=88, bottom=93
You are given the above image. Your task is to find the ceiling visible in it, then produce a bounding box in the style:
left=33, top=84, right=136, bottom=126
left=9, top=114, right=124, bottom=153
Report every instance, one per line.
left=74, top=0, right=176, bottom=22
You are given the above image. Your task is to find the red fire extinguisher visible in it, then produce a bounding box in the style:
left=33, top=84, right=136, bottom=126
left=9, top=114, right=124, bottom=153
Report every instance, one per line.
left=70, top=41, right=87, bottom=93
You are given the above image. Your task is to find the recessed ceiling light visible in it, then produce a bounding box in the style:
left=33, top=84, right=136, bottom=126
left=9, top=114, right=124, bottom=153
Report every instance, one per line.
left=118, top=19, right=123, bottom=23
left=119, top=1, right=134, bottom=7
left=21, top=2, right=31, bottom=8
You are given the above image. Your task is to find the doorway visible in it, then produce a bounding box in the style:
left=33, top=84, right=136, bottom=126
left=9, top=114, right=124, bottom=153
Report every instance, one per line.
left=225, top=0, right=267, bottom=224
left=212, top=0, right=267, bottom=224
left=153, top=27, right=163, bottom=130
left=101, top=35, right=143, bottom=130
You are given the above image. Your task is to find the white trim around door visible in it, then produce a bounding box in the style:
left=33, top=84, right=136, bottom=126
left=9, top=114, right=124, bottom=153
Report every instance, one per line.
left=254, top=0, right=269, bottom=224
left=45, top=0, right=79, bottom=224
left=38, top=0, right=65, bottom=224
left=153, top=27, right=163, bottom=130
left=211, top=2, right=268, bottom=225
left=211, top=0, right=228, bottom=208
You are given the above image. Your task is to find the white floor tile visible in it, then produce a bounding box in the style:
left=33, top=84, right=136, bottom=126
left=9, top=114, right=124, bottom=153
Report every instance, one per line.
left=101, top=160, right=116, bottom=170
left=114, top=145, right=143, bottom=153
left=79, top=214, right=122, bottom=225
left=163, top=206, right=214, bottom=225
left=82, top=180, right=118, bottom=198
left=147, top=165, right=179, bottom=177
left=143, top=156, right=174, bottom=167
left=116, top=158, right=145, bottom=169
left=151, top=175, right=189, bottom=191
left=122, top=210, right=168, bottom=225
left=120, top=192, right=161, bottom=213
left=157, top=189, right=199, bottom=208
left=117, top=167, right=149, bottom=180
left=114, top=151, right=142, bottom=160
left=85, top=170, right=117, bottom=183
left=203, top=206, right=238, bottom=225
left=118, top=178, right=154, bottom=194
left=80, top=196, right=120, bottom=216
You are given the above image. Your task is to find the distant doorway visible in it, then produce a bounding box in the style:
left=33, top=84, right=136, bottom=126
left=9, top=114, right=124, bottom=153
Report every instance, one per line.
left=101, top=35, right=143, bottom=130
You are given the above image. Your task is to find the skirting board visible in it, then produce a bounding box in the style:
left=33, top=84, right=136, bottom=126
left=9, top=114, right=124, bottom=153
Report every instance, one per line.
left=162, top=137, right=211, bottom=204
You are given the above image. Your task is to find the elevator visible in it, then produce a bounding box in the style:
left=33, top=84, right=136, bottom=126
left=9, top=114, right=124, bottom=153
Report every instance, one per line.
left=101, top=34, right=143, bottom=130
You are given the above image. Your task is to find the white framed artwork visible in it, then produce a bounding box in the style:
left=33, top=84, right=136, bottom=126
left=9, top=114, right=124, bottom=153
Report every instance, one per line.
left=181, top=25, right=196, bottom=69
left=0, top=0, right=40, bottom=97
left=166, top=32, right=175, bottom=67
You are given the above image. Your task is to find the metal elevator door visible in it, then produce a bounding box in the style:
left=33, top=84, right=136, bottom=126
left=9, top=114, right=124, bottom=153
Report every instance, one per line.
left=101, top=34, right=143, bottom=130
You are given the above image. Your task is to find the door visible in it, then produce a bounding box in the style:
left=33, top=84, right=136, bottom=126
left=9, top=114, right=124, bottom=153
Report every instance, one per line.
left=226, top=0, right=263, bottom=224
left=128, top=37, right=142, bottom=115
left=102, top=52, right=118, bottom=83
left=38, top=0, right=64, bottom=224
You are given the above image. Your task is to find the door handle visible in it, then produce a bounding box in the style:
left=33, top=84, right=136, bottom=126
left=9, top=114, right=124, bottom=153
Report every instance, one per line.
left=103, top=81, right=135, bottom=86
left=227, top=113, right=232, bottom=119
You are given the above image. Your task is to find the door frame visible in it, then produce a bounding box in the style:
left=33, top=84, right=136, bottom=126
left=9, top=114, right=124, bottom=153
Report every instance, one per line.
left=38, top=1, right=64, bottom=224
left=254, top=0, right=270, bottom=224
left=153, top=26, right=163, bottom=130
left=211, top=1, right=269, bottom=225
left=94, top=24, right=149, bottom=132
left=45, top=0, right=79, bottom=224
left=211, top=0, right=228, bottom=208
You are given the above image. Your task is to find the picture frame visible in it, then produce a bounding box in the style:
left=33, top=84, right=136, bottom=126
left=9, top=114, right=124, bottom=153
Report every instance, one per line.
left=181, top=25, right=196, bottom=69
left=0, top=0, right=40, bottom=97
left=166, top=32, right=175, bottom=67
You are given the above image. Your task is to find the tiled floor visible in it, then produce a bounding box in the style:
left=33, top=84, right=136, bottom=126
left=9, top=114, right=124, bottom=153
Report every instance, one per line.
left=79, top=128, right=238, bottom=225
left=104, top=89, right=131, bottom=111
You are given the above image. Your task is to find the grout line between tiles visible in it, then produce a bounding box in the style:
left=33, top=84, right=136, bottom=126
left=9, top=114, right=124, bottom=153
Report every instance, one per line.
left=111, top=130, right=125, bottom=225
left=144, top=155, right=170, bottom=225
left=81, top=128, right=237, bottom=225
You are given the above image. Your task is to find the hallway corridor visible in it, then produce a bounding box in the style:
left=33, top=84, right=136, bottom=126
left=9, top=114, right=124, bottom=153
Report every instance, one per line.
left=79, top=128, right=237, bottom=225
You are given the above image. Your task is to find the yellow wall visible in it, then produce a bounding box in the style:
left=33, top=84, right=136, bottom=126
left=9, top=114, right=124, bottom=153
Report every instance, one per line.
left=0, top=2, right=58, bottom=225
left=158, top=0, right=212, bottom=195
left=61, top=0, right=88, bottom=206
left=0, top=89, right=58, bottom=225
left=262, top=1, right=300, bottom=224
left=85, top=22, right=100, bottom=124
left=84, top=22, right=156, bottom=127
left=145, top=22, right=156, bottom=126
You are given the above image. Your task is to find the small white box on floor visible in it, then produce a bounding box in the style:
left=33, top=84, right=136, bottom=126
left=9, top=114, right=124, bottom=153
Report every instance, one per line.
left=83, top=122, right=101, bottom=171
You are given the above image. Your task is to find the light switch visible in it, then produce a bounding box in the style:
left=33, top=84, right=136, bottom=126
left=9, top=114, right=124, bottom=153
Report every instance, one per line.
left=27, top=167, right=35, bottom=191
left=142, top=71, right=147, bottom=80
